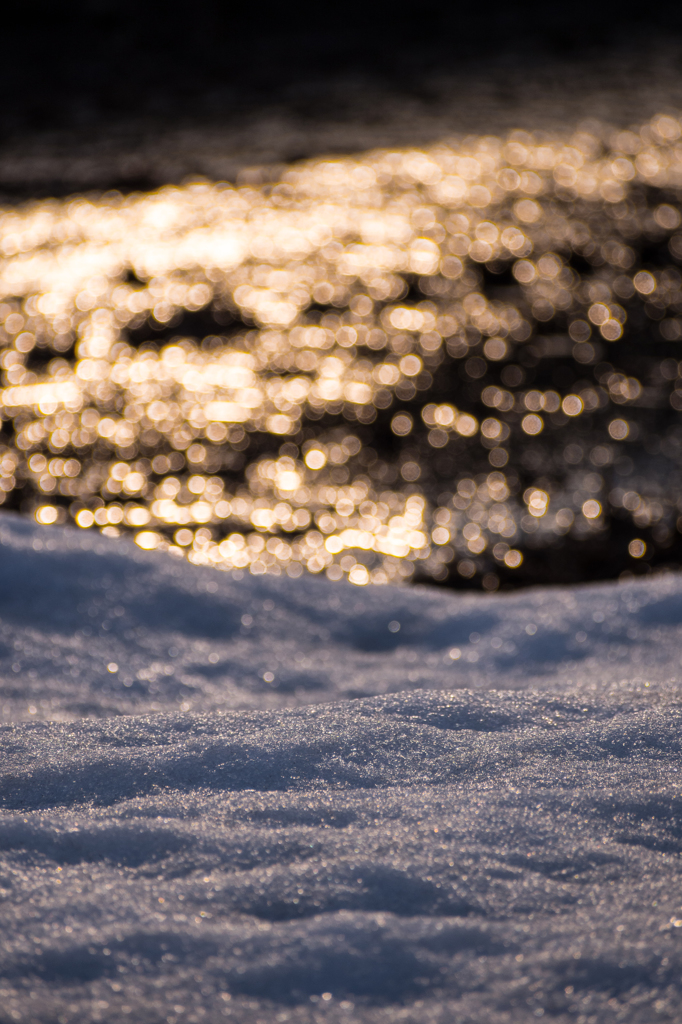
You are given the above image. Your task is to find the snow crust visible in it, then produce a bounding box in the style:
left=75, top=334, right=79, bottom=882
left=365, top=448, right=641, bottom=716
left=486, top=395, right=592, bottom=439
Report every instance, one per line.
left=1, top=514, right=682, bottom=1022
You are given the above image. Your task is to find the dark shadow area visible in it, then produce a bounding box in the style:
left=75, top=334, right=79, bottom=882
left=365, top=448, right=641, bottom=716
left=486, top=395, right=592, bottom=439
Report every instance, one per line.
left=227, top=936, right=441, bottom=1003
left=556, top=954, right=671, bottom=998
left=2, top=2, right=682, bottom=197
left=4, top=2, right=682, bottom=128
left=0, top=819, right=190, bottom=866
left=233, top=866, right=477, bottom=922
left=5, top=931, right=220, bottom=983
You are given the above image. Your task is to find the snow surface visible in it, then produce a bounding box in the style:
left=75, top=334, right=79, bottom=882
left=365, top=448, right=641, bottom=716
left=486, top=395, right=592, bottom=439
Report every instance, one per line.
left=1, top=513, right=682, bottom=1022
left=2, top=512, right=682, bottom=723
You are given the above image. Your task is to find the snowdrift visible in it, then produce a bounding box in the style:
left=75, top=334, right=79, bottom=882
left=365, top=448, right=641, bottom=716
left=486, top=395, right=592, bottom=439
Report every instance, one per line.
left=1, top=514, right=682, bottom=1022
left=1, top=512, right=682, bottom=723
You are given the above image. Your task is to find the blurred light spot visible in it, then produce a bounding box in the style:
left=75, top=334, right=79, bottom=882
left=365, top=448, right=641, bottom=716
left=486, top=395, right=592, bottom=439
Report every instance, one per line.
left=135, top=531, right=160, bottom=549
left=633, top=271, right=656, bottom=295
left=609, top=419, right=630, bottom=440
left=348, top=564, right=370, bottom=586
left=527, top=489, right=549, bottom=517
left=628, top=538, right=646, bottom=558
left=562, top=395, right=584, bottom=416
left=304, top=449, right=327, bottom=470
left=654, top=205, right=681, bottom=229
left=522, top=414, right=543, bottom=435
left=75, top=509, right=95, bottom=528
left=483, top=337, right=508, bottom=361
left=391, top=413, right=413, bottom=436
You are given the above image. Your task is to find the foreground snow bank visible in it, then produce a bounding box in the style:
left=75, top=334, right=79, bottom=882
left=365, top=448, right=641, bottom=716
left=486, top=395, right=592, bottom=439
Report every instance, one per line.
left=1, top=512, right=682, bottom=722
left=1, top=513, right=682, bottom=1022
left=2, top=693, right=682, bottom=1022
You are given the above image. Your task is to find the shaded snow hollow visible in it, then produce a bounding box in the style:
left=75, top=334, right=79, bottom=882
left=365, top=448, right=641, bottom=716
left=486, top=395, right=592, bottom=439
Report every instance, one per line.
left=1, top=514, right=682, bottom=1022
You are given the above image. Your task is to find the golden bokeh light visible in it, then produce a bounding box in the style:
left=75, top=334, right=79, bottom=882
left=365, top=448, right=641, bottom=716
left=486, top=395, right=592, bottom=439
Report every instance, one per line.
left=628, top=538, right=646, bottom=558
left=0, top=111, right=680, bottom=585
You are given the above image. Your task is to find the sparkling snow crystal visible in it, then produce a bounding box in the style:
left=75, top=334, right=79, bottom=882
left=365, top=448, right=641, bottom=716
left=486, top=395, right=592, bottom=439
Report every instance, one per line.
left=1, top=513, right=682, bottom=1022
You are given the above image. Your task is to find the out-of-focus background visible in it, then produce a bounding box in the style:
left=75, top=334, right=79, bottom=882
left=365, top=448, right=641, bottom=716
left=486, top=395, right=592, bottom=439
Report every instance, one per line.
left=4, top=0, right=682, bottom=196
left=3, top=1, right=682, bottom=591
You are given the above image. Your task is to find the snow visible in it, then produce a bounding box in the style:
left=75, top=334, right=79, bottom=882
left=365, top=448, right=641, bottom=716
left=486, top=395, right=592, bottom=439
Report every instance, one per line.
left=1, top=513, right=682, bottom=1022
left=1, top=511, right=682, bottom=724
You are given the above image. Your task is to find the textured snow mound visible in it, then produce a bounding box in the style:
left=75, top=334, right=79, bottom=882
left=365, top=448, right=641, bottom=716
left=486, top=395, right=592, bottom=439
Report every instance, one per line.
left=2, top=514, right=682, bottom=1022
left=2, top=693, right=682, bottom=1022
left=1, top=512, right=681, bottom=722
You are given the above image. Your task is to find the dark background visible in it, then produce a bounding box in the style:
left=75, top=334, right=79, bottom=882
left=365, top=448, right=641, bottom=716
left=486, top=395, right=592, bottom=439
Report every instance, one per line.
left=3, top=1, right=682, bottom=138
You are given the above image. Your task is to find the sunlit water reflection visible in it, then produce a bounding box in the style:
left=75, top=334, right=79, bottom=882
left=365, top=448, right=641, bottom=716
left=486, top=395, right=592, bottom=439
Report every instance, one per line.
left=2, top=112, right=682, bottom=588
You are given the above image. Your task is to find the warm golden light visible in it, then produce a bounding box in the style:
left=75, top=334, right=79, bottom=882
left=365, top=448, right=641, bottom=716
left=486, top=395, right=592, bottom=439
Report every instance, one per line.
left=35, top=505, right=58, bottom=525
left=608, top=419, right=630, bottom=440
left=628, top=538, right=646, bottom=558
left=582, top=500, right=602, bottom=520
left=1, top=111, right=681, bottom=585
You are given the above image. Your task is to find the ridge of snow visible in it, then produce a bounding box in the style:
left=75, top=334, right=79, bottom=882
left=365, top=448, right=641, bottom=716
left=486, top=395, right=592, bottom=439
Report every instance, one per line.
left=1, top=512, right=681, bottom=724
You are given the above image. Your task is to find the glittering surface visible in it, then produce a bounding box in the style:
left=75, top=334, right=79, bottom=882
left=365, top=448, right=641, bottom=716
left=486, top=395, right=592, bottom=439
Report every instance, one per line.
left=2, top=113, right=682, bottom=587
left=1, top=515, right=682, bottom=1022
left=1, top=511, right=682, bottom=721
